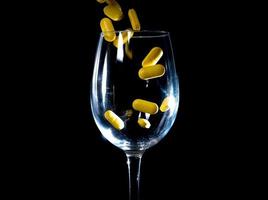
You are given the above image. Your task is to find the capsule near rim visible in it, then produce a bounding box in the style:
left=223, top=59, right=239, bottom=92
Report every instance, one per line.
left=138, top=64, right=165, bottom=80
left=132, top=99, right=159, bottom=114
left=138, top=118, right=151, bottom=129
left=104, top=110, right=124, bottom=130
left=128, top=8, right=141, bottom=31
left=100, top=18, right=116, bottom=42
left=103, top=0, right=123, bottom=21
left=160, top=97, right=171, bottom=112
left=142, top=47, right=163, bottom=67
left=113, top=30, right=134, bottom=48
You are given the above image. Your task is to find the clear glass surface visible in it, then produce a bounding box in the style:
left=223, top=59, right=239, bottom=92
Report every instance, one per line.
left=90, top=30, right=179, bottom=200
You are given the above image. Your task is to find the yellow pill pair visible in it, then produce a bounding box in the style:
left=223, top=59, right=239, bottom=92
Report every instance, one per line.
left=138, top=47, right=165, bottom=80
left=104, top=110, right=124, bottom=130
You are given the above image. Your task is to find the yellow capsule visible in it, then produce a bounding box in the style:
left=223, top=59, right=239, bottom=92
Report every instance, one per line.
left=103, top=1, right=123, bottom=21
left=96, top=0, right=106, bottom=3
left=128, top=8, right=141, bottom=31
left=113, top=30, right=134, bottom=48
left=125, top=42, right=133, bottom=59
left=104, top=110, right=124, bottom=130
left=138, top=64, right=165, bottom=80
left=138, top=118, right=151, bottom=129
left=142, top=47, right=163, bottom=67
left=132, top=99, right=159, bottom=114
left=160, top=97, right=171, bottom=112
left=100, top=18, right=116, bottom=42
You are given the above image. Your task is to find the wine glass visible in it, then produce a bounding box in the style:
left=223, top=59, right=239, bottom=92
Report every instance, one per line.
left=90, top=30, right=179, bottom=200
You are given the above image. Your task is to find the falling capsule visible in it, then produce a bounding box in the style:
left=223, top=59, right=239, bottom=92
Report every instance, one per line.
left=100, top=18, right=116, bottom=42
left=138, top=64, right=165, bottom=80
left=128, top=8, right=141, bottom=31
left=104, top=110, right=124, bottom=130
left=103, top=0, right=123, bottom=21
left=132, top=99, right=159, bottom=114
left=142, top=47, right=163, bottom=67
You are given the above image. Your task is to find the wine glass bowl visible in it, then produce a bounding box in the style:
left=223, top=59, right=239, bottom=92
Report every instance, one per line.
left=90, top=30, right=179, bottom=199
left=91, top=30, right=179, bottom=152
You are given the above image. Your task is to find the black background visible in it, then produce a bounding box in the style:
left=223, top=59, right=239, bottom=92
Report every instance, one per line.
left=7, top=0, right=259, bottom=199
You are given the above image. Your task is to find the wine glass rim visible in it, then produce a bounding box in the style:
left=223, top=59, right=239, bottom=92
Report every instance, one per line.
left=100, top=30, right=170, bottom=38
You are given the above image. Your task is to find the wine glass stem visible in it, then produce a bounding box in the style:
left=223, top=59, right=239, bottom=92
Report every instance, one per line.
left=126, top=151, right=144, bottom=200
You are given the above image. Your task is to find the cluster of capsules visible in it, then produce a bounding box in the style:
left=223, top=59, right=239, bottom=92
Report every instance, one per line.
left=104, top=47, right=172, bottom=131
left=97, top=0, right=172, bottom=131
left=97, top=0, right=140, bottom=43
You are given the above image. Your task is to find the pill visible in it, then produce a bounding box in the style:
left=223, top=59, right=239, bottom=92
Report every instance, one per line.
left=142, top=47, right=163, bottom=67
left=103, top=1, right=123, bottom=21
left=96, top=0, right=106, bottom=3
left=113, top=30, right=134, bottom=48
left=138, top=118, right=151, bottom=129
left=125, top=42, right=133, bottom=59
left=128, top=9, right=141, bottom=31
left=100, top=18, right=116, bottom=42
left=104, top=110, right=124, bottom=130
left=132, top=99, right=159, bottom=114
left=138, top=64, right=165, bottom=80
left=160, top=97, right=171, bottom=112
